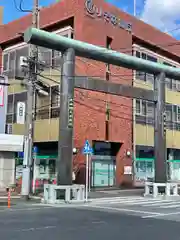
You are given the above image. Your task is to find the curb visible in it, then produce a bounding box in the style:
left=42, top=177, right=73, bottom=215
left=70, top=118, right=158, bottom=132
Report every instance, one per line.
left=0, top=195, right=41, bottom=200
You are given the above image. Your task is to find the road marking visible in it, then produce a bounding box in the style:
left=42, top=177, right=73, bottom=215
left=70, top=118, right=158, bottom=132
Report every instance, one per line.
left=0, top=206, right=52, bottom=213
left=84, top=204, right=160, bottom=216
left=142, top=200, right=175, bottom=206
left=90, top=197, right=147, bottom=204
left=160, top=204, right=180, bottom=209
left=142, top=211, right=180, bottom=219
left=15, top=225, right=56, bottom=232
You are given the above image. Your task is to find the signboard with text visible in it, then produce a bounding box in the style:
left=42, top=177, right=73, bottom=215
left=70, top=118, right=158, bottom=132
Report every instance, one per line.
left=16, top=102, right=26, bottom=124
left=84, top=0, right=132, bottom=32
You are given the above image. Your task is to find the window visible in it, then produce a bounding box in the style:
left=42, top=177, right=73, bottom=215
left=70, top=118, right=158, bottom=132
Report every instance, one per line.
left=142, top=101, right=146, bottom=115
left=135, top=99, right=147, bottom=124
left=166, top=104, right=172, bottom=129
left=172, top=105, right=177, bottom=122
left=177, top=106, right=180, bottom=122
left=9, top=51, right=16, bottom=78
left=176, top=81, right=180, bottom=92
left=6, top=94, right=14, bottom=124
left=136, top=99, right=141, bottom=114
left=39, top=47, right=52, bottom=69
left=135, top=51, right=157, bottom=84
left=147, top=102, right=154, bottom=117
left=15, top=46, right=29, bottom=79
left=3, top=53, right=9, bottom=72
left=2, top=27, right=73, bottom=79
left=51, top=85, right=60, bottom=107
left=52, top=50, right=62, bottom=69
left=172, top=79, right=176, bottom=91
left=163, top=62, right=178, bottom=91
left=136, top=145, right=154, bottom=159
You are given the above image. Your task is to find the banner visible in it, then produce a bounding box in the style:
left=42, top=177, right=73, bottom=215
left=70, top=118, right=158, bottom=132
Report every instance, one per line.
left=16, top=102, right=26, bottom=124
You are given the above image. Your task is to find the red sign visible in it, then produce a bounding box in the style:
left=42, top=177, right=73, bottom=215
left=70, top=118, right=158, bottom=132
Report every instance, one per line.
left=0, top=85, right=4, bottom=106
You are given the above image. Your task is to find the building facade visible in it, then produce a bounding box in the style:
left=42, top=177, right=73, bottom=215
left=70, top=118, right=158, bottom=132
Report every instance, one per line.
left=0, top=0, right=180, bottom=188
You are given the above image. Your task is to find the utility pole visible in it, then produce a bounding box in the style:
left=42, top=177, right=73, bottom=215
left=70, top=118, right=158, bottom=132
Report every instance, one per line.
left=133, top=0, right=136, bottom=17
left=21, top=0, right=39, bottom=200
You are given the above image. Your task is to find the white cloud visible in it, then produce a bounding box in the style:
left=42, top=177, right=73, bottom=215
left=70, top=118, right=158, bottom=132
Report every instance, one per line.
left=140, top=0, right=180, bottom=36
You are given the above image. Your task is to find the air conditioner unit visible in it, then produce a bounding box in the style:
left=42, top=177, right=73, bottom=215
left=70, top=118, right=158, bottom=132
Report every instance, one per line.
left=6, top=124, right=13, bottom=134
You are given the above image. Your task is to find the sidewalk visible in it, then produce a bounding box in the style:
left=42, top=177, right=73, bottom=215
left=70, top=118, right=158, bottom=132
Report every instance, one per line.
left=88, top=188, right=144, bottom=199
left=0, top=188, right=144, bottom=201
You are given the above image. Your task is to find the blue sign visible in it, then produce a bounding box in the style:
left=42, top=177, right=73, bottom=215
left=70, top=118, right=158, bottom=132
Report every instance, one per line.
left=18, top=152, right=24, bottom=158
left=83, top=140, right=93, bottom=155
left=33, top=146, right=38, bottom=153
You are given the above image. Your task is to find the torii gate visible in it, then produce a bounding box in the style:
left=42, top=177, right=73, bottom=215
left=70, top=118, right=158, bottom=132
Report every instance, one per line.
left=23, top=27, right=180, bottom=189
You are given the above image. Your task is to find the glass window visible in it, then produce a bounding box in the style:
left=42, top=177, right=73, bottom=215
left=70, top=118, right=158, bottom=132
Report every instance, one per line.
left=166, top=104, right=172, bottom=122
left=3, top=53, right=9, bottom=72
left=52, top=50, right=62, bottom=68
left=177, top=106, right=180, bottom=122
left=51, top=85, right=60, bottom=107
left=172, top=79, right=177, bottom=91
left=7, top=94, right=13, bottom=114
left=172, top=105, right=177, bottom=122
left=136, top=145, right=154, bottom=158
left=176, top=81, right=180, bottom=92
left=147, top=101, right=154, bottom=117
left=146, top=73, right=154, bottom=84
left=142, top=101, right=146, bottom=115
left=146, top=55, right=157, bottom=84
left=165, top=77, right=172, bottom=89
left=142, top=53, right=146, bottom=59
left=136, top=99, right=141, bottom=114
left=39, top=47, right=52, bottom=69
left=15, top=46, right=29, bottom=78
left=136, top=51, right=141, bottom=58
left=136, top=71, right=145, bottom=81
left=9, top=51, right=16, bottom=78
left=147, top=55, right=157, bottom=62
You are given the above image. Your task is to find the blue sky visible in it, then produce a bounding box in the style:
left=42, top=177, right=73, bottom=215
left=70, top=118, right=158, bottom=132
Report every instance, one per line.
left=1, top=0, right=180, bottom=38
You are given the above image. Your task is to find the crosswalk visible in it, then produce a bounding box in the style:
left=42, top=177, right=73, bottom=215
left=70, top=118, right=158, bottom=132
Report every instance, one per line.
left=87, top=196, right=180, bottom=209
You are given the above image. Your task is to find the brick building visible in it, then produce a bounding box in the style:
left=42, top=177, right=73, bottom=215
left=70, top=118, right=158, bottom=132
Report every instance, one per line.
left=1, top=0, right=180, bottom=188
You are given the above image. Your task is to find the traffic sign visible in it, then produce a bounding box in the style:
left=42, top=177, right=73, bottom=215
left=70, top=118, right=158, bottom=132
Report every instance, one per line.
left=18, top=152, right=24, bottom=158
left=83, top=140, right=93, bottom=155
left=33, top=146, right=38, bottom=154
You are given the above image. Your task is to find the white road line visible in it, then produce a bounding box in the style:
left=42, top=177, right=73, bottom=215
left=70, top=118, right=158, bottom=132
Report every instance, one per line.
left=142, top=211, right=180, bottom=219
left=122, top=200, right=166, bottom=205
left=160, top=204, right=180, bottom=209
left=89, top=197, right=171, bottom=206
left=85, top=205, right=160, bottom=216
left=15, top=225, right=56, bottom=232
left=90, top=197, right=145, bottom=204
left=142, top=200, right=175, bottom=206
left=90, top=197, right=142, bottom=202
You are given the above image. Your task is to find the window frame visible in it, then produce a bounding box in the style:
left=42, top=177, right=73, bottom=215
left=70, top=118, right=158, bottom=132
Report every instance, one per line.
left=2, top=26, right=73, bottom=75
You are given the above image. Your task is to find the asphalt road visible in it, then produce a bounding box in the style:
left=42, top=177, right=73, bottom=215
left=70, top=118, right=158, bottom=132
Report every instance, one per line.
left=1, top=204, right=180, bottom=240
left=81, top=195, right=180, bottom=221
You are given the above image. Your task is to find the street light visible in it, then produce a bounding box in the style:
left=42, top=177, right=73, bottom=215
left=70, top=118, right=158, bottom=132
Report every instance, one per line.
left=73, top=147, right=78, bottom=154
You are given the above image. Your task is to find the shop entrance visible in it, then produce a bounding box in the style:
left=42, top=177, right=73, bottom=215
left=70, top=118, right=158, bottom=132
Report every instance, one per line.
left=91, top=141, right=121, bottom=188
